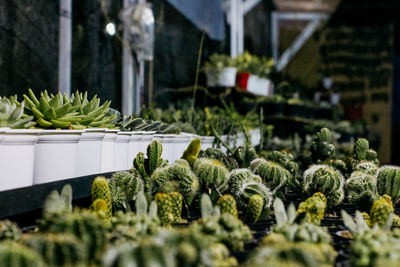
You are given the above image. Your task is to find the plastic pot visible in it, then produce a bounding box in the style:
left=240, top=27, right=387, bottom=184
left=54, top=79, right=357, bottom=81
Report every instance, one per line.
left=171, top=133, right=194, bottom=162
left=127, top=131, right=143, bottom=168
left=200, top=136, right=214, bottom=151
left=249, top=128, right=261, bottom=147
left=0, top=129, right=38, bottom=191
left=114, top=131, right=131, bottom=171
left=101, top=129, right=119, bottom=172
left=77, top=128, right=106, bottom=177
left=34, top=130, right=82, bottom=184
left=205, top=69, right=217, bottom=87
left=217, top=67, right=237, bottom=87
left=139, top=131, right=155, bottom=154
left=236, top=72, right=250, bottom=89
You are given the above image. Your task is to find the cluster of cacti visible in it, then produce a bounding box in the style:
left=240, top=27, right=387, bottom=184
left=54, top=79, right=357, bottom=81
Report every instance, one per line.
left=0, top=242, right=46, bottom=267
left=346, top=171, right=378, bottom=211
left=354, top=161, right=379, bottom=175
left=192, top=158, right=230, bottom=192
left=0, top=96, right=35, bottom=128
left=181, top=138, right=201, bottom=166
left=25, top=233, right=88, bottom=267
left=232, top=144, right=258, bottom=168
left=370, top=194, right=395, bottom=228
left=108, top=170, right=144, bottom=210
left=217, top=194, right=238, bottom=218
left=91, top=176, right=112, bottom=220
left=250, top=158, right=291, bottom=194
left=133, top=140, right=168, bottom=180
left=154, top=192, right=184, bottom=224
left=120, top=116, right=180, bottom=133
left=303, top=164, right=345, bottom=207
left=243, top=194, right=263, bottom=224
left=348, top=138, right=380, bottom=171
left=198, top=147, right=239, bottom=171
left=296, top=192, right=327, bottom=225
left=310, top=127, right=335, bottom=163
left=0, top=220, right=21, bottom=242
left=376, top=165, right=400, bottom=200
left=150, top=160, right=199, bottom=204
left=266, top=150, right=299, bottom=180
left=324, top=158, right=348, bottom=174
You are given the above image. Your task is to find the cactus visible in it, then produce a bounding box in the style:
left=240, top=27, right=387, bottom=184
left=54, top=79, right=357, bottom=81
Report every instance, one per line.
left=310, top=128, right=335, bottom=162
left=25, top=233, right=88, bottom=267
left=296, top=192, right=327, bottom=225
left=193, top=158, right=229, bottom=191
left=376, top=165, right=400, bottom=201
left=250, top=158, right=291, bottom=194
left=0, top=96, right=35, bottom=128
left=217, top=194, right=238, bottom=218
left=91, top=176, right=112, bottom=218
left=90, top=199, right=111, bottom=225
left=150, top=161, right=199, bottom=205
left=346, top=171, right=378, bottom=211
left=39, top=210, right=107, bottom=262
left=267, top=150, right=299, bottom=179
left=360, top=212, right=372, bottom=227
left=109, top=170, right=144, bottom=210
left=132, top=140, right=168, bottom=180
left=243, top=194, right=263, bottom=224
left=370, top=194, right=395, bottom=228
left=181, top=138, right=201, bottom=166
left=200, top=147, right=239, bottom=171
left=0, top=220, right=21, bottom=242
left=0, top=242, right=46, bottom=267
left=324, top=158, right=348, bottom=174
left=154, top=193, right=174, bottom=224
left=233, top=145, right=258, bottom=168
left=42, top=184, right=72, bottom=217
left=303, top=164, right=345, bottom=207
left=354, top=161, right=379, bottom=175
left=349, top=138, right=380, bottom=171
left=170, top=192, right=183, bottom=223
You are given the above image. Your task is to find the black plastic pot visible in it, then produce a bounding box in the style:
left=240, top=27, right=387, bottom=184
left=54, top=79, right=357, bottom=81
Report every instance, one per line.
left=263, top=102, right=285, bottom=116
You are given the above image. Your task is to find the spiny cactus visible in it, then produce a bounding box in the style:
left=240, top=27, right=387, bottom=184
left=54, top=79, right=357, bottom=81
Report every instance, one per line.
left=324, top=158, right=348, bottom=174
left=193, top=158, right=229, bottom=191
left=296, top=192, right=327, bottom=225
left=235, top=180, right=273, bottom=212
left=229, top=168, right=262, bottom=193
left=39, top=210, right=107, bottom=262
left=200, top=147, right=239, bottom=171
left=90, top=199, right=111, bottom=225
left=346, top=171, right=378, bottom=211
left=310, top=128, right=335, bottom=163
left=370, top=194, right=395, bottom=228
left=25, top=233, right=88, bottom=267
left=360, top=212, right=372, bottom=227
left=233, top=145, right=258, bottom=168
left=133, top=140, right=168, bottom=180
left=376, top=165, right=400, bottom=201
left=109, top=170, right=144, bottom=211
left=243, top=194, right=264, bottom=224
left=154, top=193, right=174, bottom=224
left=266, top=150, right=299, bottom=179
left=0, top=220, right=21, bottom=242
left=349, top=138, right=380, bottom=171
left=217, top=194, right=238, bottom=218
left=303, top=164, right=345, bottom=207
left=91, top=176, right=112, bottom=218
left=354, top=161, right=379, bottom=175
left=0, top=96, right=35, bottom=128
left=181, top=138, right=201, bottom=166
left=42, top=184, right=72, bottom=217
left=250, top=158, right=291, bottom=194
left=0, top=242, right=46, bottom=267
left=170, top=192, right=184, bottom=223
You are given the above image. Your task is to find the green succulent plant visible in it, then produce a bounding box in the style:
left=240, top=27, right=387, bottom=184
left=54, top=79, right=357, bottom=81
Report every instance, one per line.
left=266, top=150, right=299, bottom=183
left=170, top=192, right=184, bottom=223
left=296, top=192, right=327, bottom=225
left=346, top=171, right=378, bottom=211
left=91, top=176, right=112, bottom=219
left=370, top=194, right=395, bottom=228
left=376, top=165, right=400, bottom=201
left=120, top=116, right=180, bottom=133
left=42, top=184, right=73, bottom=218
left=354, top=161, right=379, bottom=175
left=0, top=242, right=46, bottom=267
left=25, top=233, right=87, bottom=267
left=217, top=194, right=238, bottom=218
left=233, top=145, right=258, bottom=168
left=348, top=138, right=380, bottom=171
left=303, top=165, right=345, bottom=207
left=154, top=192, right=174, bottom=225
left=0, top=220, right=21, bottom=242
left=0, top=96, right=35, bottom=128
left=90, top=199, right=111, bottom=226
left=181, top=138, right=201, bottom=166
left=243, top=194, right=264, bottom=224
left=310, top=128, right=335, bottom=163
left=192, top=158, right=229, bottom=193
left=133, top=140, right=168, bottom=181
left=199, top=147, right=239, bottom=171
left=323, top=158, right=348, bottom=174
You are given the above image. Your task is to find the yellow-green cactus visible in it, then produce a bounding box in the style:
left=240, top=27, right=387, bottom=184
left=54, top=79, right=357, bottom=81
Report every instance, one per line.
left=0, top=220, right=21, bottom=242
left=370, top=194, right=395, bottom=228
left=217, top=194, right=238, bottom=218
left=170, top=192, right=184, bottom=223
left=244, top=194, right=264, bottom=224
left=0, top=242, right=46, bottom=267
left=360, top=212, right=372, bottom=227
left=297, top=192, right=327, bottom=225
left=91, top=176, right=112, bottom=218
left=181, top=138, right=201, bottom=166
left=154, top=193, right=174, bottom=224
left=90, top=199, right=111, bottom=226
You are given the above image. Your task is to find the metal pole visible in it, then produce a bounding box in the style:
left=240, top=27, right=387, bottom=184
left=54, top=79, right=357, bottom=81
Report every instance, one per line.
left=58, top=0, right=72, bottom=95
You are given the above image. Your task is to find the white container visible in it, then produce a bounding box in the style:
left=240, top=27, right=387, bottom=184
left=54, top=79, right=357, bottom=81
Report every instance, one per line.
left=139, top=131, right=155, bottom=154
left=218, top=67, right=237, bottom=87
left=205, top=69, right=217, bottom=87
left=172, top=133, right=194, bottom=162
left=154, top=134, right=176, bottom=162
left=200, top=136, right=215, bottom=151
left=101, top=129, right=119, bottom=173
left=127, top=131, right=143, bottom=168
left=0, top=129, right=38, bottom=191
left=249, top=128, right=261, bottom=147
left=77, top=128, right=106, bottom=177
left=114, top=131, right=131, bottom=171
left=34, top=130, right=82, bottom=185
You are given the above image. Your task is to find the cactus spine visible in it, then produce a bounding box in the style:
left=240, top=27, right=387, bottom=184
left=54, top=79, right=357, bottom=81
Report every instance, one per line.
left=267, top=150, right=299, bottom=179
left=0, top=242, right=46, bottom=267
left=355, top=161, right=379, bottom=175
left=296, top=192, right=327, bottom=225
left=370, top=194, right=395, bottom=228
left=217, top=195, right=238, bottom=218
left=170, top=192, right=183, bottom=223
left=181, top=138, right=201, bottom=166
left=376, top=166, right=400, bottom=201
left=91, top=176, right=112, bottom=218
left=243, top=194, right=264, bottom=223
left=154, top=193, right=174, bottom=224
left=346, top=171, right=378, bottom=210
left=250, top=158, right=291, bottom=193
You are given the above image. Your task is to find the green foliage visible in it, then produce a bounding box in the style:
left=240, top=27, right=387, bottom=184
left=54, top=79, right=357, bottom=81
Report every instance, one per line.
left=310, top=128, right=335, bottom=163
left=0, top=220, right=21, bottom=242
left=25, top=233, right=87, bottom=267
left=120, top=116, right=181, bottom=134
left=346, top=171, right=378, bottom=211
left=199, top=147, right=239, bottom=171
left=0, top=242, right=46, bottom=267
left=217, top=194, right=238, bottom=218
left=250, top=158, right=291, bottom=194
left=91, top=176, right=112, bottom=218
left=181, top=138, right=201, bottom=166
left=303, top=165, right=345, bottom=207
left=376, top=166, right=400, bottom=201
left=0, top=96, right=35, bottom=128
left=296, top=192, right=327, bottom=225
left=243, top=194, right=264, bottom=224
left=323, top=158, right=348, bottom=174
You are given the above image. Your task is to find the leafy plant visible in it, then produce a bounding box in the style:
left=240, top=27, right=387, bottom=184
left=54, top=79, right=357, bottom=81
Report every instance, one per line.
left=0, top=96, right=35, bottom=128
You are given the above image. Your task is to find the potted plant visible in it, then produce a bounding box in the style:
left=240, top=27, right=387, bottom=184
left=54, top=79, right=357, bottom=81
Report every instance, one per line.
left=204, top=54, right=237, bottom=87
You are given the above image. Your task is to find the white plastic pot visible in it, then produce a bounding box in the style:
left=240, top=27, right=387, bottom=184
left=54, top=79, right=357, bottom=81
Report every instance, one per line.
left=127, top=131, right=143, bottom=168
left=77, top=128, right=106, bottom=177
left=249, top=128, right=261, bottom=147
left=154, top=134, right=176, bottom=162
left=101, top=129, right=119, bottom=173
left=205, top=69, right=218, bottom=87
left=114, top=132, right=131, bottom=171
left=200, top=136, right=215, bottom=151
left=34, top=130, right=82, bottom=185
left=0, top=129, right=38, bottom=191
left=218, top=67, right=237, bottom=87
left=139, top=131, right=155, bottom=154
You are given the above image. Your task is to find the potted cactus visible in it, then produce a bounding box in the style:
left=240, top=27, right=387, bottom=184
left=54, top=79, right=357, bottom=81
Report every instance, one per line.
left=203, top=54, right=237, bottom=87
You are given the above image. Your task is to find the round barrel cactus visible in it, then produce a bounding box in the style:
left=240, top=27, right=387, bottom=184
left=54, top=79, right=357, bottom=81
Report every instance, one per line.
left=346, top=171, right=378, bottom=211
left=376, top=166, right=400, bottom=201
left=0, top=242, right=45, bottom=267
left=192, top=158, right=229, bottom=191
